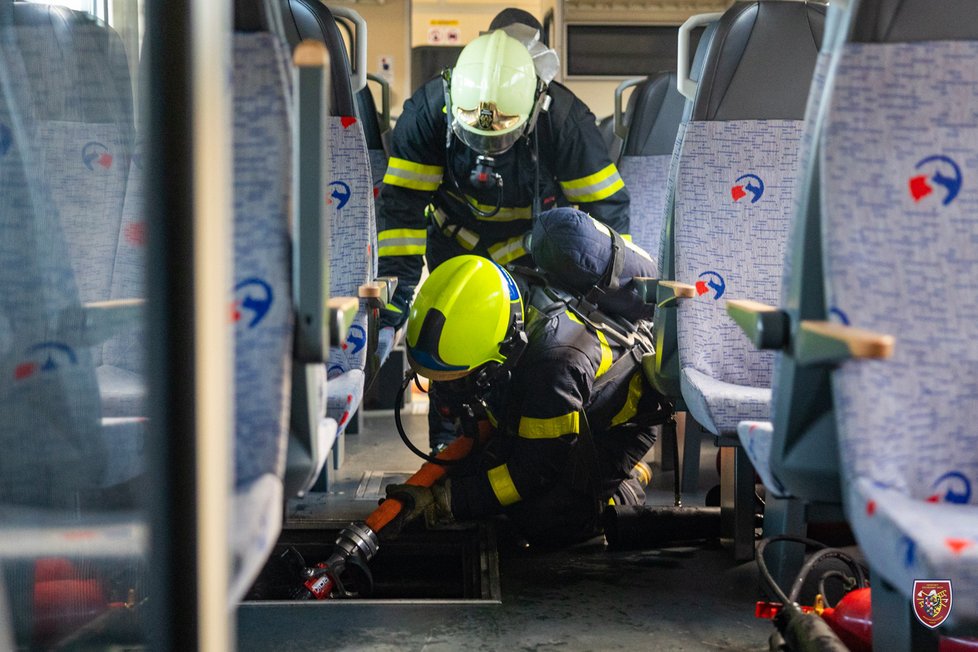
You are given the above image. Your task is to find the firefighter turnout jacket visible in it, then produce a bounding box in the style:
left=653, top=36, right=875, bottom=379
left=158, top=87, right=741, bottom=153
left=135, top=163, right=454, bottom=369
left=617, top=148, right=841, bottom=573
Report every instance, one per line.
left=377, top=77, right=631, bottom=320
left=447, top=294, right=666, bottom=522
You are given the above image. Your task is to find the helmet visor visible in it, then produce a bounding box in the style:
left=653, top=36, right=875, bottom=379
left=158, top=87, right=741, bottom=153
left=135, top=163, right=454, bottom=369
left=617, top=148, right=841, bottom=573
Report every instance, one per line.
left=452, top=117, right=524, bottom=156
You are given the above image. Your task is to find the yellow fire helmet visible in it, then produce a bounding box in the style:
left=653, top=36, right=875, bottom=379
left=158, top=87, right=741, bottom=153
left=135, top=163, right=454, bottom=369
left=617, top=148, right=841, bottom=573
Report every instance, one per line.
left=406, top=255, right=524, bottom=381
left=449, top=30, right=538, bottom=156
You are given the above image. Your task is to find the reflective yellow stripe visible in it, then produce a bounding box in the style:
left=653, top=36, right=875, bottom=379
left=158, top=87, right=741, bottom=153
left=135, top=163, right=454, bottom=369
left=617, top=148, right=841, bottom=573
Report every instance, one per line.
left=487, top=235, right=528, bottom=265
left=378, top=228, right=427, bottom=257
left=566, top=310, right=612, bottom=378
left=431, top=207, right=479, bottom=250
left=622, top=234, right=632, bottom=242
left=487, top=464, right=522, bottom=506
left=383, top=157, right=443, bottom=191
left=446, top=192, right=532, bottom=222
left=611, top=373, right=644, bottom=427
left=596, top=330, right=612, bottom=378
left=519, top=411, right=580, bottom=439
left=560, top=163, right=625, bottom=203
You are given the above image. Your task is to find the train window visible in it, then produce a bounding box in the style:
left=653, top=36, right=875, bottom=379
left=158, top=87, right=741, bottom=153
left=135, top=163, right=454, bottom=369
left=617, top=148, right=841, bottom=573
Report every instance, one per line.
left=565, top=24, right=700, bottom=77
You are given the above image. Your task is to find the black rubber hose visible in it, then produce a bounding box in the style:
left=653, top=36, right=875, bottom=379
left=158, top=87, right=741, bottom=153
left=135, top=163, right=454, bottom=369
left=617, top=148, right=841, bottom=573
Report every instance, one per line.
left=394, top=374, right=459, bottom=466
left=756, top=536, right=828, bottom=605
left=603, top=505, right=721, bottom=549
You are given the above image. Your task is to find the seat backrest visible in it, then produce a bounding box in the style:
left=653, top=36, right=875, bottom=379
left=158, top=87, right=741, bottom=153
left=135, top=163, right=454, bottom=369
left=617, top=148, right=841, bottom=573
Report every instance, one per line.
left=618, top=72, right=685, bottom=260
left=0, top=34, right=105, bottom=506
left=278, top=0, right=376, bottom=365
left=822, top=1, right=978, bottom=503
left=230, top=10, right=294, bottom=491
left=14, top=3, right=135, bottom=371
left=622, top=73, right=685, bottom=158
left=674, top=1, right=824, bottom=388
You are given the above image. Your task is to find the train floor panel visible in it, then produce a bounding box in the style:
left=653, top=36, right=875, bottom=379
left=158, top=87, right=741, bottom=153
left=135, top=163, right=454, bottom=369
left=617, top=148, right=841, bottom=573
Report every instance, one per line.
left=237, top=411, right=773, bottom=651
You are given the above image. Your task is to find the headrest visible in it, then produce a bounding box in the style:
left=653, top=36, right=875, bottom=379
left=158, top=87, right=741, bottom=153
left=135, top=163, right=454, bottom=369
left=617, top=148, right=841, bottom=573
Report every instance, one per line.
left=693, top=1, right=826, bottom=122
left=623, top=72, right=685, bottom=157
left=281, top=0, right=356, bottom=116
left=850, top=0, right=978, bottom=43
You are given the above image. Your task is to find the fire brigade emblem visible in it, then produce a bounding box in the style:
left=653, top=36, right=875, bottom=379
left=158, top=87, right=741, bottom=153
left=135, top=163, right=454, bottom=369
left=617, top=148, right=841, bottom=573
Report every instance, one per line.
left=913, top=580, right=952, bottom=628
left=477, top=102, right=495, bottom=130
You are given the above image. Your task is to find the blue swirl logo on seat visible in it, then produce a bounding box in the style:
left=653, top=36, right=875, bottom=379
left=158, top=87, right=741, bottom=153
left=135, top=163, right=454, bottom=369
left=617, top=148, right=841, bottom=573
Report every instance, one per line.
left=926, top=471, right=972, bottom=504
left=909, top=155, right=962, bottom=206
left=81, top=141, right=114, bottom=171
left=13, top=341, right=77, bottom=380
left=731, top=174, right=764, bottom=203
left=344, top=324, right=366, bottom=355
left=695, top=271, right=726, bottom=300
left=0, top=123, right=12, bottom=157
left=829, top=307, right=850, bottom=325
left=329, top=181, right=352, bottom=209
left=232, top=278, right=274, bottom=328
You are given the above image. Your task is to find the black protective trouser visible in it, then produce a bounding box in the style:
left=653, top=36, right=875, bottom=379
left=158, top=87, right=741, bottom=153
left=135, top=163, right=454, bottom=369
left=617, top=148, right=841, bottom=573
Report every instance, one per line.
left=504, top=423, right=656, bottom=547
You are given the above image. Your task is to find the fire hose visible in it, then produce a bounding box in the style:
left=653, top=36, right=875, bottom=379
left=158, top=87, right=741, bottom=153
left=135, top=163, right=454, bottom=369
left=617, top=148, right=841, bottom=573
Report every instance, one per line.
left=292, top=373, right=491, bottom=600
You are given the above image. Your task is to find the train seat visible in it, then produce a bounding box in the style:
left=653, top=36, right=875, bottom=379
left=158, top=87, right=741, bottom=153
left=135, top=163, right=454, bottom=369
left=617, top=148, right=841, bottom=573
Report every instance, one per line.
left=282, top=0, right=393, bottom=462
left=669, top=1, right=824, bottom=438
left=12, top=2, right=147, bottom=418
left=817, top=0, right=978, bottom=639
left=648, top=14, right=717, bottom=405
left=0, top=38, right=111, bottom=506
left=617, top=72, right=684, bottom=262
left=227, top=0, right=297, bottom=600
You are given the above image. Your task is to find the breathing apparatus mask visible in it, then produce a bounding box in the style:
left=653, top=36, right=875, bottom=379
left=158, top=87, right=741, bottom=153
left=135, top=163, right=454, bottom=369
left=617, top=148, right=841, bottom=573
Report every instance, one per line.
left=443, top=25, right=559, bottom=218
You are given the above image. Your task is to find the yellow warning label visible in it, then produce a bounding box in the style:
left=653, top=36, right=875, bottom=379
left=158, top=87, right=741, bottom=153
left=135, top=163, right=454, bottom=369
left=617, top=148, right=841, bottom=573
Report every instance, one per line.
left=429, top=19, right=459, bottom=26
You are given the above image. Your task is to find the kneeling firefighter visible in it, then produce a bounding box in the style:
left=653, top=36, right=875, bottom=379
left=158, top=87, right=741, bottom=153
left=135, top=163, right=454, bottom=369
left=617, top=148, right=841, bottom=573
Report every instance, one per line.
left=386, top=253, right=668, bottom=546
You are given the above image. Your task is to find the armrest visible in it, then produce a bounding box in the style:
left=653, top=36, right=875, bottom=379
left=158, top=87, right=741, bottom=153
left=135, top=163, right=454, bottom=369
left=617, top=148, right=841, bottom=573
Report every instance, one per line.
left=632, top=277, right=658, bottom=304
left=725, top=299, right=789, bottom=350
left=58, top=299, right=145, bottom=347
left=795, top=320, right=895, bottom=366
left=328, top=297, right=358, bottom=346
left=656, top=281, right=697, bottom=307
left=360, top=276, right=399, bottom=309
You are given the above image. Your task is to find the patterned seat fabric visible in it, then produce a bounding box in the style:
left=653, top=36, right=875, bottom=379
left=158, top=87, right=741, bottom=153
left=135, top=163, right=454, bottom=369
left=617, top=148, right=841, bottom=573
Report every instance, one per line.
left=618, top=72, right=685, bottom=265
left=675, top=120, right=803, bottom=434
left=99, top=154, right=147, bottom=417
left=0, top=39, right=107, bottom=506
left=228, top=30, right=295, bottom=602
left=737, top=421, right=787, bottom=498
left=326, top=116, right=376, bottom=434
left=823, top=40, right=978, bottom=626
left=13, top=8, right=145, bottom=418
left=619, top=154, right=671, bottom=262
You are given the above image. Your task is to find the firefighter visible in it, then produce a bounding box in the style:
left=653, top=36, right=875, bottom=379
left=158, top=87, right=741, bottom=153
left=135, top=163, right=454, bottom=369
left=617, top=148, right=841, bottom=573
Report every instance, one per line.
left=385, top=255, right=664, bottom=547
left=376, top=11, right=630, bottom=332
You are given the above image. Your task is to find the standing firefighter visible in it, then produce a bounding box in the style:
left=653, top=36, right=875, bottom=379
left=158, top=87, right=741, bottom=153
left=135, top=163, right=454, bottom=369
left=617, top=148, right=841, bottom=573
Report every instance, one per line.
left=376, top=11, right=630, bottom=331
left=386, top=255, right=664, bottom=546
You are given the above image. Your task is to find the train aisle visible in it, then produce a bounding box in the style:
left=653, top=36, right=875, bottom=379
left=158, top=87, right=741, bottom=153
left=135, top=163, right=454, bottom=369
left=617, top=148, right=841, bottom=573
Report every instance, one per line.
left=239, top=400, right=771, bottom=652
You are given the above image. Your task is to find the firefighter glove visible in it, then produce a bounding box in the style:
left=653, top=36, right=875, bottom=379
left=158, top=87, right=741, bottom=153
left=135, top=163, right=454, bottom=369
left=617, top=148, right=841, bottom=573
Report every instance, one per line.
left=385, top=480, right=454, bottom=528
